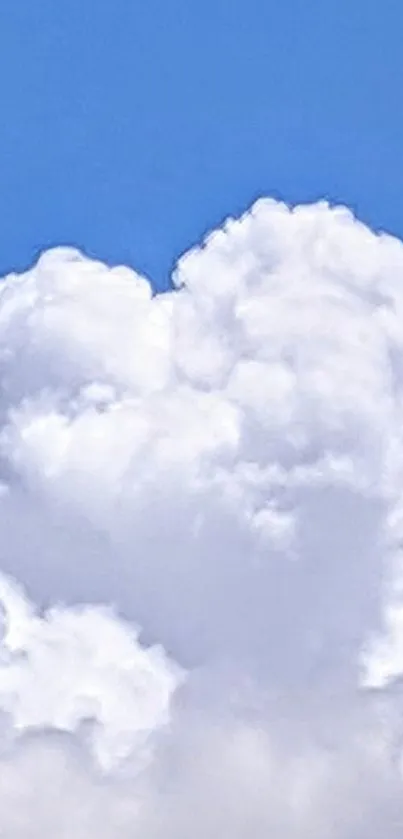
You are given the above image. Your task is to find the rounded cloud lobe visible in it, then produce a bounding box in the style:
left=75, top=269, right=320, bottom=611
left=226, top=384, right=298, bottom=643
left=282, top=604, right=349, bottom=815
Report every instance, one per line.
left=1, top=199, right=403, bottom=834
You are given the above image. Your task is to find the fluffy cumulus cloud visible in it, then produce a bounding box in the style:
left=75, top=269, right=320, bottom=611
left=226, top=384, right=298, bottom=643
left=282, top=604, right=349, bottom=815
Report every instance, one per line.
left=1, top=199, right=403, bottom=834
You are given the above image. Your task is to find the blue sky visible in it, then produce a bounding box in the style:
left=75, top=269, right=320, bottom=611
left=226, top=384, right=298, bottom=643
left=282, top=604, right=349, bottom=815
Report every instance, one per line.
left=0, top=0, right=401, bottom=290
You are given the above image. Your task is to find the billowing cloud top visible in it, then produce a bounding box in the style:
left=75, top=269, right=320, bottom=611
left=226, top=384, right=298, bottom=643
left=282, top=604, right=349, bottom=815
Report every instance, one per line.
left=1, top=199, right=403, bottom=835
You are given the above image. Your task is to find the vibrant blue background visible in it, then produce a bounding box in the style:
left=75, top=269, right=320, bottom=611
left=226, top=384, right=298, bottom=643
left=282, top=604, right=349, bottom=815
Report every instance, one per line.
left=0, top=1, right=401, bottom=289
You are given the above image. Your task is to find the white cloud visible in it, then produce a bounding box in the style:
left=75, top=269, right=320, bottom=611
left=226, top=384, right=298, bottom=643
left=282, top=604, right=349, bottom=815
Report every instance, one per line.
left=0, top=574, right=183, bottom=773
left=1, top=199, right=403, bottom=834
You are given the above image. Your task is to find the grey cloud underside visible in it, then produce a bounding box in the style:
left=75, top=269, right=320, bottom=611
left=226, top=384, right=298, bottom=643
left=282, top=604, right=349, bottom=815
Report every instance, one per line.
left=1, top=199, right=403, bottom=835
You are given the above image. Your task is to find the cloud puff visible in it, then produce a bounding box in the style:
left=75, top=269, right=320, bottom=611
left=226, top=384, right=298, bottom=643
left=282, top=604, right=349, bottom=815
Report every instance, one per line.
left=1, top=199, right=403, bottom=834
left=0, top=574, right=182, bottom=773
